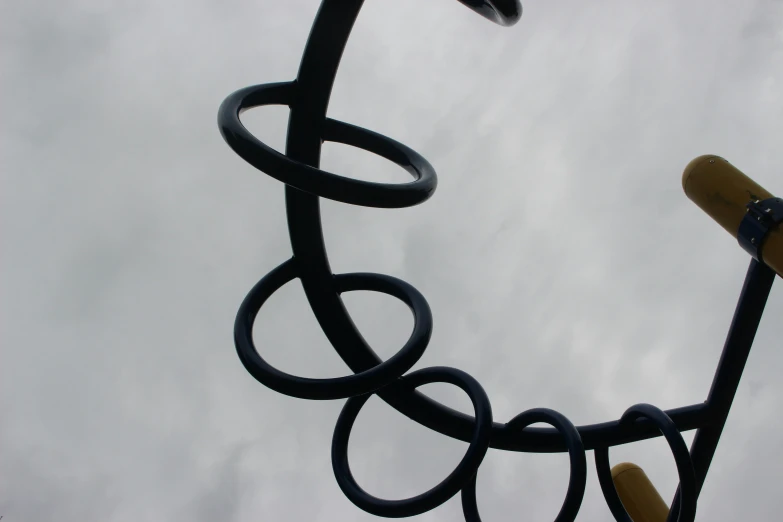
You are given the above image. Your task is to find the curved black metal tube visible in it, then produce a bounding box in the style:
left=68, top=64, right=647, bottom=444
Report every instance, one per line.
left=234, top=258, right=433, bottom=400
left=219, top=82, right=437, bottom=208
left=595, top=404, right=697, bottom=522
left=462, top=408, right=587, bottom=521
left=332, top=366, right=493, bottom=518
left=217, top=0, right=775, bottom=519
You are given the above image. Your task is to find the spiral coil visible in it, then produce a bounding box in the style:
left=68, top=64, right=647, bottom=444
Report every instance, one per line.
left=217, top=1, right=776, bottom=520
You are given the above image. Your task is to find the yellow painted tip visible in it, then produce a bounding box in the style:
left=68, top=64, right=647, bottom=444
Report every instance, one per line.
left=611, top=462, right=670, bottom=522
left=681, top=154, right=728, bottom=194
left=611, top=462, right=642, bottom=479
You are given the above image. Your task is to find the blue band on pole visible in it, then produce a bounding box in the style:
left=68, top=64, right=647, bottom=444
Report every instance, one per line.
left=738, top=197, right=783, bottom=260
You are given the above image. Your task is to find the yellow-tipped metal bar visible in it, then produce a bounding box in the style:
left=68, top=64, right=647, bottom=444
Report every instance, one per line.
left=611, top=463, right=669, bottom=522
left=682, top=155, right=782, bottom=277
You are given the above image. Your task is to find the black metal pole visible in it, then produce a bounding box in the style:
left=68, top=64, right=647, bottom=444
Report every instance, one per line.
left=668, top=259, right=776, bottom=521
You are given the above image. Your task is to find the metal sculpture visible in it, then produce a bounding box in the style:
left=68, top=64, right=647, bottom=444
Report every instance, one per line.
left=217, top=1, right=780, bottom=520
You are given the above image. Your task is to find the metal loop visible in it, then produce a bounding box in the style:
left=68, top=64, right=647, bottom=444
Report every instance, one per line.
left=331, top=366, right=493, bottom=518
left=234, top=258, right=433, bottom=400
left=218, top=82, right=437, bottom=208
left=461, top=408, right=586, bottom=522
left=594, top=404, right=697, bottom=522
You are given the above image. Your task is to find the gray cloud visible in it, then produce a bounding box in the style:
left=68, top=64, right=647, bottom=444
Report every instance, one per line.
left=2, top=0, right=782, bottom=520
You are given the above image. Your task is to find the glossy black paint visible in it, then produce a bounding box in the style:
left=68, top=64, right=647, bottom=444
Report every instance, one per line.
left=234, top=258, right=433, bottom=400
left=462, top=408, right=587, bottom=521
left=217, top=1, right=776, bottom=519
left=332, top=367, right=493, bottom=518
left=219, top=82, right=437, bottom=208
left=596, top=404, right=697, bottom=522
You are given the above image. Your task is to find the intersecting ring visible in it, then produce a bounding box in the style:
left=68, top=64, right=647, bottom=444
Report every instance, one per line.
left=332, top=366, right=493, bottom=518
left=234, top=258, right=433, bottom=400
left=218, top=81, right=437, bottom=208
left=594, top=404, right=697, bottom=522
left=461, top=408, right=586, bottom=521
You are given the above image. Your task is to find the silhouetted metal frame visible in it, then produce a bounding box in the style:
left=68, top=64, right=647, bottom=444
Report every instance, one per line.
left=217, top=1, right=777, bottom=520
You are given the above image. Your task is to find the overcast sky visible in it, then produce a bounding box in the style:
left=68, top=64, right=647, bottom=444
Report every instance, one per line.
left=2, top=0, right=782, bottom=520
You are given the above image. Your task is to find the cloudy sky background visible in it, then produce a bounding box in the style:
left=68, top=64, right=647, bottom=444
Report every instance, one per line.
left=2, top=0, right=782, bottom=520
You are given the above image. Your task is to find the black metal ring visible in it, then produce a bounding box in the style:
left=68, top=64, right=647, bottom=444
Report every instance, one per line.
left=218, top=81, right=437, bottom=208
left=594, top=404, right=697, bottom=522
left=331, top=366, right=493, bottom=518
left=234, top=258, right=433, bottom=400
left=461, top=408, right=586, bottom=522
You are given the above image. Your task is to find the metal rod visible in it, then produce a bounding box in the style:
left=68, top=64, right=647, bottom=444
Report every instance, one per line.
left=668, top=259, right=776, bottom=520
